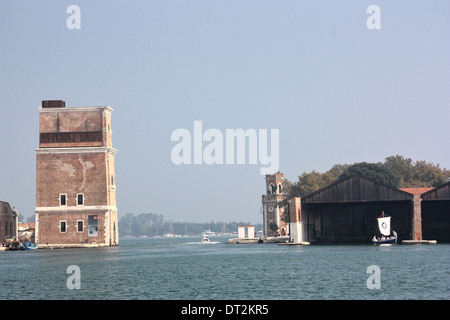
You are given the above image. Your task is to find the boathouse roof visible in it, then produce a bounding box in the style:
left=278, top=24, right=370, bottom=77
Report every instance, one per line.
left=301, top=175, right=414, bottom=204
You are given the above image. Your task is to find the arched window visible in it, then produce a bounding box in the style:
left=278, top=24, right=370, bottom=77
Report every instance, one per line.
left=278, top=183, right=282, bottom=194
left=269, top=183, right=276, bottom=194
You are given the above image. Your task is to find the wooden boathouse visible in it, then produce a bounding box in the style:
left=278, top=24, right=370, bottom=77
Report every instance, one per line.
left=421, top=182, right=450, bottom=243
left=288, top=175, right=450, bottom=244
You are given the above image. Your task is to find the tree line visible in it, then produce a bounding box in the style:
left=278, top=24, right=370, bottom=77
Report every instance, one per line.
left=118, top=212, right=262, bottom=237
left=283, top=155, right=450, bottom=199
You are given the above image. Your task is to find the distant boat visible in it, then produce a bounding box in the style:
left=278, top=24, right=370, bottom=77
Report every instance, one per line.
left=164, top=222, right=179, bottom=237
left=372, top=211, right=397, bottom=245
left=202, top=229, right=215, bottom=237
left=201, top=236, right=210, bottom=243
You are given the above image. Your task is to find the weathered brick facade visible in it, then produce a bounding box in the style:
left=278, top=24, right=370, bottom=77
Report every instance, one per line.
left=35, top=101, right=118, bottom=246
left=0, top=201, right=18, bottom=242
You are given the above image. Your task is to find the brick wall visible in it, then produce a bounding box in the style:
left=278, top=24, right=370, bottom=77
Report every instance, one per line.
left=36, top=151, right=110, bottom=208
left=37, top=210, right=118, bottom=245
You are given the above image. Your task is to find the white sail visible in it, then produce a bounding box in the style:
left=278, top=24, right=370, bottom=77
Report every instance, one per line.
left=377, top=216, right=391, bottom=236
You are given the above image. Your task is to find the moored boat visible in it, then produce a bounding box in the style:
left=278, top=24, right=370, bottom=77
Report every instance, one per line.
left=7, top=241, right=25, bottom=251
left=372, top=211, right=397, bottom=245
left=24, top=241, right=38, bottom=250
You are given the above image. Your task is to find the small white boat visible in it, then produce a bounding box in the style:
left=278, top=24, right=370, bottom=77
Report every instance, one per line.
left=201, top=236, right=210, bottom=243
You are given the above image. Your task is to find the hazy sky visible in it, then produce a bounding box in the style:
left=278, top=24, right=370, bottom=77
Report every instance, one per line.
left=1, top=1, right=449, bottom=223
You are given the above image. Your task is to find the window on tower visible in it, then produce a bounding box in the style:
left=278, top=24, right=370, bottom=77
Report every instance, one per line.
left=77, top=194, right=84, bottom=206
left=77, top=220, right=84, bottom=232
left=60, top=194, right=67, bottom=206
left=60, top=221, right=67, bottom=233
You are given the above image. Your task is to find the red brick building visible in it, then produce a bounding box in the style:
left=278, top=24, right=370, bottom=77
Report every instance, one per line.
left=35, top=100, right=118, bottom=246
left=0, top=201, right=18, bottom=242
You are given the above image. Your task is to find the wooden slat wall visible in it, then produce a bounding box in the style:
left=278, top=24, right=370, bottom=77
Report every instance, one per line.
left=302, top=176, right=413, bottom=203
left=421, top=182, right=450, bottom=200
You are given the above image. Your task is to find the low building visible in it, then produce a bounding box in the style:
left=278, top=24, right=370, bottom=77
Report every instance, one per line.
left=0, top=201, right=18, bottom=242
left=238, top=225, right=255, bottom=239
left=228, top=225, right=259, bottom=244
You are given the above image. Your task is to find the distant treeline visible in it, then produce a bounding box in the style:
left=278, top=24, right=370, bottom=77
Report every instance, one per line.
left=284, top=155, right=450, bottom=199
left=118, top=212, right=262, bottom=237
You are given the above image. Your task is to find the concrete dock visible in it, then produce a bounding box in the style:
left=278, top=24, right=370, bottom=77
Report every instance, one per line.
left=402, top=240, right=437, bottom=244
left=278, top=241, right=311, bottom=246
left=38, top=243, right=111, bottom=249
left=228, top=238, right=260, bottom=244
left=228, top=236, right=290, bottom=244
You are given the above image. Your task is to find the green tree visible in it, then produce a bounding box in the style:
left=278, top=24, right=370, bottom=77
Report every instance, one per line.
left=338, top=162, right=397, bottom=187
left=411, top=160, right=449, bottom=187
left=327, top=163, right=352, bottom=179
left=383, top=155, right=414, bottom=187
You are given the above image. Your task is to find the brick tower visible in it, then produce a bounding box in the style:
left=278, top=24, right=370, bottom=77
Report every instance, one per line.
left=261, top=172, right=285, bottom=236
left=35, top=100, right=118, bottom=247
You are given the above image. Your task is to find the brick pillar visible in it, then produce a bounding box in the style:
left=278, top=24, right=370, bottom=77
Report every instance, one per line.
left=289, top=197, right=301, bottom=222
left=289, top=197, right=306, bottom=243
left=412, top=194, right=422, bottom=241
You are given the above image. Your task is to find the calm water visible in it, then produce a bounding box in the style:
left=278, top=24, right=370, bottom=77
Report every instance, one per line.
left=1, top=237, right=449, bottom=300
